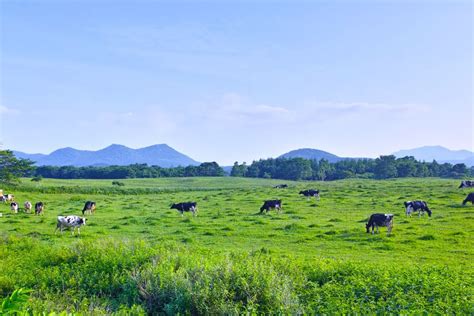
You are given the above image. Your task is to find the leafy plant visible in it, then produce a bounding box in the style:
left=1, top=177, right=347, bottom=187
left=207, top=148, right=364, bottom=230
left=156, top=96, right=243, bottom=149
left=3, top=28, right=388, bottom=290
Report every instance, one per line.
left=1, top=288, right=31, bottom=314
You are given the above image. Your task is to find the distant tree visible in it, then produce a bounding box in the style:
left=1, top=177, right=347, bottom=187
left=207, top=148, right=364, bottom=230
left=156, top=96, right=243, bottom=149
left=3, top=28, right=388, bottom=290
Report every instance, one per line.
left=450, top=163, right=469, bottom=178
left=230, top=161, right=248, bottom=177
left=0, top=150, right=35, bottom=183
left=197, top=162, right=225, bottom=176
left=374, top=155, right=398, bottom=179
left=317, top=159, right=333, bottom=181
left=246, top=163, right=260, bottom=178
left=396, top=156, right=417, bottom=177
left=31, top=175, right=43, bottom=182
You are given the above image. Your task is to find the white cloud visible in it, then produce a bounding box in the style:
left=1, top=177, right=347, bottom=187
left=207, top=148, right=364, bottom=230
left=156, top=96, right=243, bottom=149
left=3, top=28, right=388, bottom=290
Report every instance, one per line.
left=0, top=105, right=20, bottom=115
left=305, top=101, right=431, bottom=114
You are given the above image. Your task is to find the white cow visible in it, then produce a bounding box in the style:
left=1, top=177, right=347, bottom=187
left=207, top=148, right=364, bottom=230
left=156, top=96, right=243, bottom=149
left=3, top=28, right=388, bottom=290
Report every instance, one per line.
left=55, top=215, right=87, bottom=235
left=10, top=202, right=19, bottom=213
left=24, top=201, right=32, bottom=213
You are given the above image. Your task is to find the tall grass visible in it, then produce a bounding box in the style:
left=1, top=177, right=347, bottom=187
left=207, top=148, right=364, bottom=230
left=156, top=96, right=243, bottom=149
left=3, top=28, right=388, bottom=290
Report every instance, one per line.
left=1, top=237, right=472, bottom=314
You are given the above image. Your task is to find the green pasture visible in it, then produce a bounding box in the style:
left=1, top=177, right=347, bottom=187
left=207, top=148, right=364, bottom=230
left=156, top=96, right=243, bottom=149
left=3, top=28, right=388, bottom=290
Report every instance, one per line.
left=1, top=177, right=473, bottom=314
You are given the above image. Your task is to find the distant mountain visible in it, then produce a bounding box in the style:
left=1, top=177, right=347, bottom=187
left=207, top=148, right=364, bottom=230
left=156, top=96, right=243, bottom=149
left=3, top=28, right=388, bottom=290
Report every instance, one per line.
left=279, top=148, right=344, bottom=163
left=393, top=146, right=474, bottom=166
left=13, top=144, right=200, bottom=167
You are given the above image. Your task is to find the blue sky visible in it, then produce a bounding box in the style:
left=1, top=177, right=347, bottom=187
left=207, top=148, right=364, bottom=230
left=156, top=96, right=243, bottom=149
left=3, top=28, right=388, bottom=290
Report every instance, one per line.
left=1, top=1, right=472, bottom=165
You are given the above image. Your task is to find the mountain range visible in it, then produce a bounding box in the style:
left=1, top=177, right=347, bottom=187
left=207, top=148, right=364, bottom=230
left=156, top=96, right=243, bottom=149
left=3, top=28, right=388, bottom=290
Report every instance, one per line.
left=11, top=144, right=474, bottom=167
left=13, top=144, right=200, bottom=168
left=392, top=146, right=473, bottom=166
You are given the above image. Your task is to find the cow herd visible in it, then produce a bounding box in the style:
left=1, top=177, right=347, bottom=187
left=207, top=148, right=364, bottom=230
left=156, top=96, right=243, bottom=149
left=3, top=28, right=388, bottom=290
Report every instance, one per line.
left=1, top=180, right=473, bottom=236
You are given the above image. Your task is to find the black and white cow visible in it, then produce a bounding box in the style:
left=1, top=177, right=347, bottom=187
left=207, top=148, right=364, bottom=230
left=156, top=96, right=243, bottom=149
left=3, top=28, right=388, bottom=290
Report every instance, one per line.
left=366, top=213, right=394, bottom=235
left=462, top=192, right=474, bottom=206
left=459, top=180, right=474, bottom=189
left=170, top=202, right=198, bottom=216
left=260, top=199, right=282, bottom=214
left=55, top=215, right=87, bottom=235
left=299, top=189, right=320, bottom=201
left=82, top=201, right=96, bottom=215
left=404, top=201, right=432, bottom=217
left=24, top=201, right=32, bottom=213
left=274, top=184, right=288, bottom=189
left=1, top=194, right=14, bottom=203
left=10, top=202, right=19, bottom=213
left=35, top=202, right=44, bottom=215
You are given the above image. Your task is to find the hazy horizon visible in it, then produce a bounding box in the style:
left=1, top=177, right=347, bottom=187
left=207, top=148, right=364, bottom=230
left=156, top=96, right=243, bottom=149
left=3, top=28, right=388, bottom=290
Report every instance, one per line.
left=1, top=1, right=472, bottom=165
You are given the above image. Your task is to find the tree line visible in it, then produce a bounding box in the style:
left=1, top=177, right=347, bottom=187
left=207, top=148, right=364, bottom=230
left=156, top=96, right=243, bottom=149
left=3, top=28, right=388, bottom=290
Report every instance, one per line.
left=231, top=155, right=474, bottom=180
left=1, top=149, right=473, bottom=182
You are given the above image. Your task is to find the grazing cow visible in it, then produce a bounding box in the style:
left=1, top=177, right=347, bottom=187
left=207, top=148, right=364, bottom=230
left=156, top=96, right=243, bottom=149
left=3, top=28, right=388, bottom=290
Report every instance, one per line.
left=462, top=192, right=474, bottom=205
left=35, top=202, right=44, bottom=215
left=55, top=215, right=86, bottom=235
left=299, top=189, right=320, bottom=201
left=459, top=180, right=474, bottom=189
left=10, top=202, right=19, bottom=213
left=260, top=199, right=282, bottom=214
left=82, top=201, right=96, bottom=215
left=404, top=201, right=432, bottom=217
left=170, top=202, right=198, bottom=216
left=274, top=184, right=288, bottom=189
left=24, top=201, right=32, bottom=213
left=366, top=213, right=394, bottom=235
left=1, top=194, right=14, bottom=203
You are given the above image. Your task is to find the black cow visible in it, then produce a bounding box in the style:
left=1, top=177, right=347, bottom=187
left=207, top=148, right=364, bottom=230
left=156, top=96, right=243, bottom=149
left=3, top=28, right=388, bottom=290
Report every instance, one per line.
left=299, top=189, right=320, bottom=201
left=260, top=199, right=282, bottom=214
left=459, top=180, right=474, bottom=189
left=462, top=192, right=474, bottom=205
left=404, top=201, right=432, bottom=217
left=366, top=213, right=394, bottom=235
left=274, top=184, right=288, bottom=189
left=171, top=202, right=198, bottom=216
left=82, top=201, right=96, bottom=215
left=35, top=202, right=44, bottom=215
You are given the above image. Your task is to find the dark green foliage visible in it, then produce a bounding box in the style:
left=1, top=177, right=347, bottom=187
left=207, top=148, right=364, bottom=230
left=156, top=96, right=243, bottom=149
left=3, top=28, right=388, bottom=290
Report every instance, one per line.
left=231, top=156, right=472, bottom=180
left=33, top=162, right=225, bottom=179
left=0, top=150, right=35, bottom=183
left=31, top=175, right=43, bottom=182
left=0, top=288, right=31, bottom=315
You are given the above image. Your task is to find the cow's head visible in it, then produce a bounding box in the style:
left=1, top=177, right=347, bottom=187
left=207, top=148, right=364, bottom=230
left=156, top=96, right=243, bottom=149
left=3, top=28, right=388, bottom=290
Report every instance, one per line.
left=80, top=217, right=87, bottom=225
left=170, top=204, right=177, bottom=209
left=365, top=223, right=371, bottom=233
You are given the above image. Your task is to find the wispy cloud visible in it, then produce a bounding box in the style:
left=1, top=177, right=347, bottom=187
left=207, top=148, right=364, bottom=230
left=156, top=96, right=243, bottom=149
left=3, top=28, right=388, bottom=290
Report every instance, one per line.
left=0, top=105, right=20, bottom=115
left=309, top=101, right=431, bottom=114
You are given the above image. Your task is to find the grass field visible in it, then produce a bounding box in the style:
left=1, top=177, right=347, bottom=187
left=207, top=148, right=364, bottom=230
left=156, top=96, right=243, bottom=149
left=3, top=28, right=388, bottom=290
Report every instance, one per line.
left=1, top=177, right=473, bottom=314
